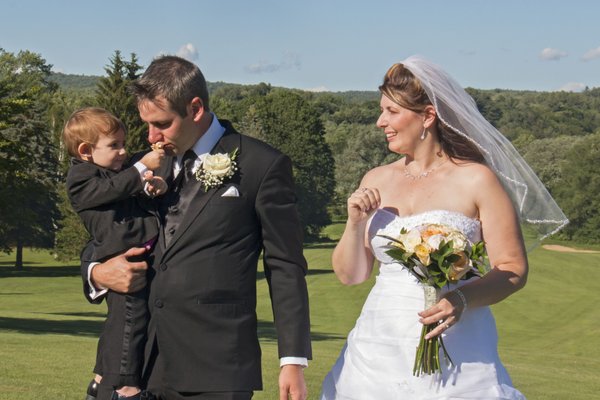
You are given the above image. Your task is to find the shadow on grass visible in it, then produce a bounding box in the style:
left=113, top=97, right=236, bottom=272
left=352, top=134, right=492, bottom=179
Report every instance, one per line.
left=256, top=268, right=333, bottom=281
left=0, top=265, right=80, bottom=278
left=303, top=242, right=337, bottom=250
left=44, top=311, right=107, bottom=318
left=0, top=316, right=343, bottom=343
left=0, top=260, right=43, bottom=266
left=257, top=320, right=344, bottom=343
left=0, top=292, right=33, bottom=295
left=0, top=316, right=102, bottom=337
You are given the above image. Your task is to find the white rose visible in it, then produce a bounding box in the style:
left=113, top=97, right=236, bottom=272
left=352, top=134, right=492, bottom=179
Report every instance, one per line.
left=400, top=228, right=422, bottom=254
left=426, top=234, right=445, bottom=250
left=203, top=153, right=233, bottom=178
left=446, top=231, right=467, bottom=251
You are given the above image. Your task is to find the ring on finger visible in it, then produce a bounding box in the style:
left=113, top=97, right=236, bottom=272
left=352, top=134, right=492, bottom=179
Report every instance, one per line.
left=444, top=322, right=450, bottom=329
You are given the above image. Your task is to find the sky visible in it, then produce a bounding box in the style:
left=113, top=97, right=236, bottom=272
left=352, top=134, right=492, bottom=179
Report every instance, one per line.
left=1, top=0, right=599, bottom=93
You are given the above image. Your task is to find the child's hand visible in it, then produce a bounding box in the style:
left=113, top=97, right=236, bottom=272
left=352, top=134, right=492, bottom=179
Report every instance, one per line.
left=140, top=147, right=166, bottom=170
left=144, top=171, right=168, bottom=197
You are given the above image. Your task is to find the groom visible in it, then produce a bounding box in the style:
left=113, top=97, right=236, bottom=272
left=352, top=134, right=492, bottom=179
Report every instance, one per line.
left=83, top=55, right=311, bottom=399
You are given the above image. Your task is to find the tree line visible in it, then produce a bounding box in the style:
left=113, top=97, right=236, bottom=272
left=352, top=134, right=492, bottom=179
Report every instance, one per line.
left=1, top=48, right=599, bottom=268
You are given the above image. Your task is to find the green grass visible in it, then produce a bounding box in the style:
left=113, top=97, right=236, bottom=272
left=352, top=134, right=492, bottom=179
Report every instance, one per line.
left=1, top=238, right=599, bottom=399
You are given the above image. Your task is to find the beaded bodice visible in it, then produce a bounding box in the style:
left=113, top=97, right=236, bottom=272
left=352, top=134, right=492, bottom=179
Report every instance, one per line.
left=368, top=209, right=482, bottom=265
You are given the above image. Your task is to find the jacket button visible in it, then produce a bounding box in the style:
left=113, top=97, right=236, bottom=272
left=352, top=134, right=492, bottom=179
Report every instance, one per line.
left=160, top=264, right=167, bottom=271
left=168, top=205, right=179, bottom=214
left=154, top=299, right=164, bottom=308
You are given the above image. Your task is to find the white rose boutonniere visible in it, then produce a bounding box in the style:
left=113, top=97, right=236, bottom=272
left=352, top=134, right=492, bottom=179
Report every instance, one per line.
left=194, top=148, right=239, bottom=190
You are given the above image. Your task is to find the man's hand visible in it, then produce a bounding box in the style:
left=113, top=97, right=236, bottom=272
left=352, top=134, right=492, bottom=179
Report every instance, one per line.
left=279, top=364, right=307, bottom=400
left=90, top=247, right=148, bottom=294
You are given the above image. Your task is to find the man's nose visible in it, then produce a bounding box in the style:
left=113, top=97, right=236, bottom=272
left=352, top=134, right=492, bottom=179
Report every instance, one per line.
left=148, top=126, right=163, bottom=143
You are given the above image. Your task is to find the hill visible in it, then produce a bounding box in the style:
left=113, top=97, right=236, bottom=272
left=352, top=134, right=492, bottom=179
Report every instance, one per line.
left=48, top=72, right=100, bottom=92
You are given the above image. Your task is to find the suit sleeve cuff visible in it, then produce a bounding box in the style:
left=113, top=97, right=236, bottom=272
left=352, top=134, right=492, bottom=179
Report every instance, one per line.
left=280, top=357, right=308, bottom=368
left=134, top=161, right=149, bottom=178
left=134, top=161, right=154, bottom=196
left=88, top=262, right=108, bottom=300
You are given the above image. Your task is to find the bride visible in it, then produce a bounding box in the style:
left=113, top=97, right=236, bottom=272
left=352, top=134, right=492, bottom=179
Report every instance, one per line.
left=320, top=56, right=567, bottom=399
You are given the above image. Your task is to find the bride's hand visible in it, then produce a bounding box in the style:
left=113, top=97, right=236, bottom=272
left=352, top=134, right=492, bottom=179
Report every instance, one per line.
left=347, top=187, right=381, bottom=225
left=418, top=293, right=465, bottom=339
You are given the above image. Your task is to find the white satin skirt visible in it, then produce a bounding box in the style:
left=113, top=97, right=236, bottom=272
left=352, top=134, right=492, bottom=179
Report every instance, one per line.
left=320, top=264, right=526, bottom=399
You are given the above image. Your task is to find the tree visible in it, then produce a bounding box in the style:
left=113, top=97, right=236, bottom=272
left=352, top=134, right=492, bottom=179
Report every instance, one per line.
left=244, top=89, right=335, bottom=238
left=0, top=49, right=61, bottom=268
left=325, top=121, right=397, bottom=216
left=517, top=135, right=583, bottom=195
left=53, top=185, right=90, bottom=261
left=556, top=133, right=600, bottom=243
left=48, top=88, right=95, bottom=261
left=96, top=50, right=146, bottom=153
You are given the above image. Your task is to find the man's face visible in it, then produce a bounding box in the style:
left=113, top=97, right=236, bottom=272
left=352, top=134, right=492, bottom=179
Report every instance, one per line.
left=139, top=96, right=197, bottom=156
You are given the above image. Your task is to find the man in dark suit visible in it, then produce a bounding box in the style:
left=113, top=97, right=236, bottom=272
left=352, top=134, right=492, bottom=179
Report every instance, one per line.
left=84, top=55, right=311, bottom=400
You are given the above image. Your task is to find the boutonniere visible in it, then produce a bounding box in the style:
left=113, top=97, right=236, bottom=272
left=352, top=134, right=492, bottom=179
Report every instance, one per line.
left=193, top=148, right=239, bottom=190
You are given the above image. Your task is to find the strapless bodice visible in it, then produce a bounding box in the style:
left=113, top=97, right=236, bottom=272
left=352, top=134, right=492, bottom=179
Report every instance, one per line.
left=368, top=209, right=482, bottom=265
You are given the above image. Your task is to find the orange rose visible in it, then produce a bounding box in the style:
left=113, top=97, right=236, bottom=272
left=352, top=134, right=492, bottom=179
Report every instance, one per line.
left=448, top=252, right=470, bottom=282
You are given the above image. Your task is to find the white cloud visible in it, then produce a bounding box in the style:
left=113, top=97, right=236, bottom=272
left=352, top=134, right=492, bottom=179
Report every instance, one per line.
left=539, top=48, right=568, bottom=61
left=582, top=46, right=600, bottom=62
left=245, top=52, right=301, bottom=74
left=558, top=82, right=586, bottom=92
left=245, top=60, right=280, bottom=74
left=176, top=43, right=199, bottom=61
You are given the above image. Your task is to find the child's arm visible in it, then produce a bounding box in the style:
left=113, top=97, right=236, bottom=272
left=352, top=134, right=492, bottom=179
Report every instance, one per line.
left=139, top=148, right=165, bottom=170
left=138, top=148, right=168, bottom=197
left=67, top=164, right=146, bottom=212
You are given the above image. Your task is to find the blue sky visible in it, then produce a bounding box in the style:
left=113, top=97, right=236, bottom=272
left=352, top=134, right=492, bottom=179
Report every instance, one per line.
left=1, top=0, right=599, bottom=92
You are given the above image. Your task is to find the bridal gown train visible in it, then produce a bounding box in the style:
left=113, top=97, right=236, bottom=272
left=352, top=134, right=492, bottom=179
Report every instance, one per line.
left=320, top=209, right=525, bottom=400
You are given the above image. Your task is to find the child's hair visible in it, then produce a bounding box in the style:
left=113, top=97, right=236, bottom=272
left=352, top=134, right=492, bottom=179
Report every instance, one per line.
left=62, top=107, right=126, bottom=158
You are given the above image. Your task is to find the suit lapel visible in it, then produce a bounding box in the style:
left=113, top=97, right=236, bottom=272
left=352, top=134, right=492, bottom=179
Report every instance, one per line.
left=162, top=127, right=241, bottom=257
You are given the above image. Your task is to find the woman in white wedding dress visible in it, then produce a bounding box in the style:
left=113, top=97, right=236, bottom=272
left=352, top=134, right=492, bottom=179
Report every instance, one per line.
left=320, top=57, right=568, bottom=400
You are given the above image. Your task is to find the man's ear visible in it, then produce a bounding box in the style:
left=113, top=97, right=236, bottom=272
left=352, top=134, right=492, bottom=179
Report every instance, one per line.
left=77, top=142, right=93, bottom=161
left=190, top=97, right=205, bottom=122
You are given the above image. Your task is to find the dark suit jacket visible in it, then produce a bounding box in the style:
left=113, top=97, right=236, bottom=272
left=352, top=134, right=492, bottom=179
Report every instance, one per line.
left=82, top=120, right=311, bottom=392
left=67, top=158, right=158, bottom=263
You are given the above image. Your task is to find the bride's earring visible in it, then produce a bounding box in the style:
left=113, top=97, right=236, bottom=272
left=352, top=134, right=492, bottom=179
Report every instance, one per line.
left=420, top=128, right=426, bottom=140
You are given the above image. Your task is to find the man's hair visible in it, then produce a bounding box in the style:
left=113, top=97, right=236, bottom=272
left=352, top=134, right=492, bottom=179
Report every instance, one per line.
left=62, top=107, right=126, bottom=158
left=130, top=55, right=210, bottom=117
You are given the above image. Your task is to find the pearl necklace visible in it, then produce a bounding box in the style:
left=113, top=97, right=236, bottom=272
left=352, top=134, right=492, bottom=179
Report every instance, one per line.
left=403, top=158, right=448, bottom=180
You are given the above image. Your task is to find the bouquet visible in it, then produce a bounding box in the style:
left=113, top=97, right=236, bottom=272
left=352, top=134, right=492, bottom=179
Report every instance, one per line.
left=379, top=223, right=487, bottom=376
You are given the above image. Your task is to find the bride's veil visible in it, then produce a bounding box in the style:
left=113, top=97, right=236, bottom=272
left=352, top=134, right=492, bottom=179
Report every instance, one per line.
left=402, top=56, right=568, bottom=247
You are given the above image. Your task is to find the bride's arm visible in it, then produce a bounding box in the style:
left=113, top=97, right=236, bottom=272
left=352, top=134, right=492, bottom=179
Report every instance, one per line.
left=332, top=174, right=381, bottom=285
left=420, top=165, right=528, bottom=338
left=459, top=166, right=528, bottom=307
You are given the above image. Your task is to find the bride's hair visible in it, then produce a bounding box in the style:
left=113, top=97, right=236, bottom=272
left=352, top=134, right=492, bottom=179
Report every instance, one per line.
left=379, top=63, right=485, bottom=164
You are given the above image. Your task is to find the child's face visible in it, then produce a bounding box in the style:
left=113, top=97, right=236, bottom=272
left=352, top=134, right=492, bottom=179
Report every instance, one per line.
left=90, top=129, right=127, bottom=171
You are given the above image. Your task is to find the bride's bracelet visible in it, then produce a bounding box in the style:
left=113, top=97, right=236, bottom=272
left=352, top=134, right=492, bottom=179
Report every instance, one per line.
left=453, top=288, right=468, bottom=312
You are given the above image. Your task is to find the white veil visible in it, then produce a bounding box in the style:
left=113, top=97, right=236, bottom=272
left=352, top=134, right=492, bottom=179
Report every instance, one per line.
left=401, top=55, right=568, bottom=246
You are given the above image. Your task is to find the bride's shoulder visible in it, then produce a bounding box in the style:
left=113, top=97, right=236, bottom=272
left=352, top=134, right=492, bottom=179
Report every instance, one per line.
left=451, top=160, right=501, bottom=188
left=362, top=160, right=400, bottom=185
